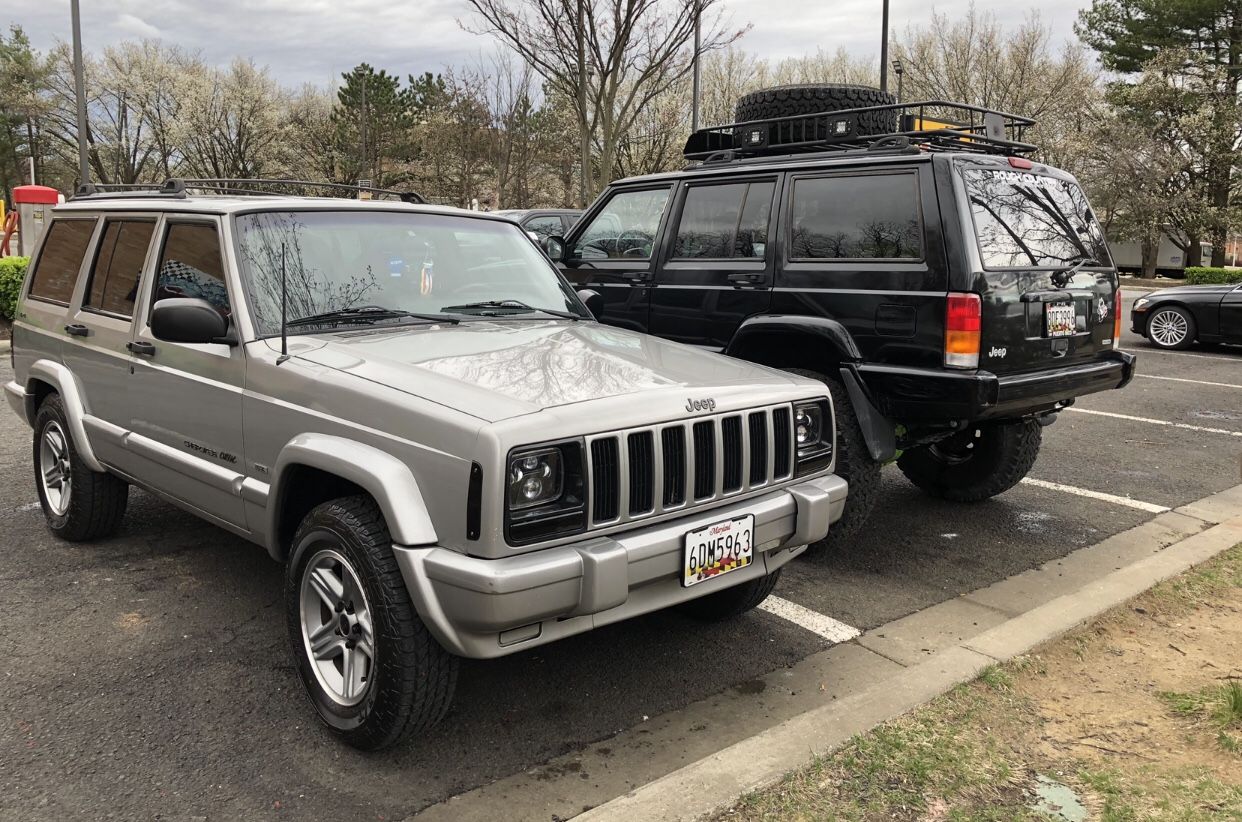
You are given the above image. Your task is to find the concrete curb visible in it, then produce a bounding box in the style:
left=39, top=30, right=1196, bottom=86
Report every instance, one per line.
left=0, top=339, right=10, bottom=354
left=573, top=495, right=1242, bottom=821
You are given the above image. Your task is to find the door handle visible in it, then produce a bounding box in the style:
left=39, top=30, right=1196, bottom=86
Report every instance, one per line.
left=619, top=271, right=649, bottom=282
left=727, top=272, right=765, bottom=286
left=126, top=341, right=156, bottom=357
left=64, top=323, right=90, bottom=337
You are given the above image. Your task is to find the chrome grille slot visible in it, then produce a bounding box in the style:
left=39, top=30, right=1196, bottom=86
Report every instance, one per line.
left=721, top=415, right=743, bottom=493
left=590, top=437, right=620, bottom=522
left=692, top=421, right=715, bottom=500
left=748, top=412, right=768, bottom=485
left=772, top=407, right=793, bottom=479
left=627, top=431, right=655, bottom=516
left=661, top=427, right=686, bottom=508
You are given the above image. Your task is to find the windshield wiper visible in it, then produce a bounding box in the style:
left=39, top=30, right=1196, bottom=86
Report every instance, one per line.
left=439, top=299, right=584, bottom=321
left=1049, top=256, right=1100, bottom=289
left=286, top=305, right=459, bottom=328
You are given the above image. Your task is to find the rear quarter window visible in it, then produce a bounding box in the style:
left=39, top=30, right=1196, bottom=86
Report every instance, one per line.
left=27, top=218, right=97, bottom=305
left=788, top=173, right=922, bottom=260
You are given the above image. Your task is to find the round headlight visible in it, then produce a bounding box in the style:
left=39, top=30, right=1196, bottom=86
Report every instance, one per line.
left=521, top=475, right=544, bottom=500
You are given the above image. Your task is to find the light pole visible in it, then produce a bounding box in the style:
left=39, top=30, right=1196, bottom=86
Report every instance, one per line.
left=892, top=59, right=904, bottom=103
left=691, top=1, right=702, bottom=132
left=70, top=0, right=90, bottom=184
left=878, top=0, right=890, bottom=94
left=578, top=0, right=589, bottom=207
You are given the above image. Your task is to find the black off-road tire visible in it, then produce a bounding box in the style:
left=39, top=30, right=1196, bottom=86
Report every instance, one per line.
left=285, top=495, right=458, bottom=750
left=676, top=569, right=781, bottom=622
left=783, top=368, right=881, bottom=551
left=734, top=84, right=898, bottom=146
left=897, top=421, right=1042, bottom=503
left=32, top=393, right=128, bottom=541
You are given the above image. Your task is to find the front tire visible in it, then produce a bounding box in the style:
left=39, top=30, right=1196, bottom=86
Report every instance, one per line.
left=285, top=495, right=458, bottom=750
left=897, top=420, right=1041, bottom=503
left=32, top=394, right=128, bottom=541
left=1146, top=306, right=1195, bottom=350
left=677, top=570, right=781, bottom=622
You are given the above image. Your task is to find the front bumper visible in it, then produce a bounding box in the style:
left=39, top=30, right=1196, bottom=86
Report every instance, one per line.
left=857, top=350, right=1136, bottom=423
left=392, top=473, right=847, bottom=659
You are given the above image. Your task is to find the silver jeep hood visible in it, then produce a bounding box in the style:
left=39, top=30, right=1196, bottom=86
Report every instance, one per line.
left=292, top=320, right=800, bottom=422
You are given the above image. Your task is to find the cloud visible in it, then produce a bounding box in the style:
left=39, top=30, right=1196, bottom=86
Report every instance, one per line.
left=114, top=13, right=161, bottom=39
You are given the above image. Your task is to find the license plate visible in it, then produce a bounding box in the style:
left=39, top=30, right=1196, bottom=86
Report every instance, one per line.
left=1045, top=302, right=1076, bottom=337
left=682, top=515, right=755, bottom=587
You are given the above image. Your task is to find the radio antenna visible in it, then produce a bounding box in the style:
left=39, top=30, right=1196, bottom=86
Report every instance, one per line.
left=277, top=242, right=290, bottom=364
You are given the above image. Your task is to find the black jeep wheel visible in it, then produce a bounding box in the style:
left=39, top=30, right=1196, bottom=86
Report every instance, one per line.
left=32, top=393, right=128, bottom=541
left=897, top=420, right=1042, bottom=503
left=783, top=368, right=881, bottom=551
left=676, top=569, right=781, bottom=622
left=286, top=495, right=458, bottom=751
left=734, top=84, right=898, bottom=146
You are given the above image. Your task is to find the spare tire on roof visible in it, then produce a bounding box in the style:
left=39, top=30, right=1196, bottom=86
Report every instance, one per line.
left=733, top=84, right=898, bottom=147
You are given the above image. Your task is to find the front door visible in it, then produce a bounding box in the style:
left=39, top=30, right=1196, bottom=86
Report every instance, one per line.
left=128, top=217, right=248, bottom=530
left=559, top=186, right=674, bottom=333
left=1221, top=285, right=1242, bottom=341
left=649, top=177, right=779, bottom=349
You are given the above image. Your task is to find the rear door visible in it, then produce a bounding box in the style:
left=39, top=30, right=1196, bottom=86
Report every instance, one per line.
left=18, top=217, right=99, bottom=371
left=955, top=159, right=1117, bottom=374
left=649, top=176, right=779, bottom=349
left=1221, top=285, right=1242, bottom=341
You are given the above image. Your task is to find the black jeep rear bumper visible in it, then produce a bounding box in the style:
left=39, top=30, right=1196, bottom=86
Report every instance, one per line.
left=856, top=350, right=1136, bottom=423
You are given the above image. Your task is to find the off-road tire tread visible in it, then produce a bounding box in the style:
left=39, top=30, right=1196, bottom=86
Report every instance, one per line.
left=734, top=84, right=898, bottom=144
left=33, top=394, right=128, bottom=541
left=897, top=421, right=1042, bottom=503
left=677, top=569, right=781, bottom=622
left=1146, top=305, right=1196, bottom=350
left=289, top=495, right=458, bottom=751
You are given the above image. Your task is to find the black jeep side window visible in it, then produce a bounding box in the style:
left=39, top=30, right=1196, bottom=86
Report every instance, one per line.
left=673, top=181, right=774, bottom=260
left=85, top=220, right=155, bottom=318
left=789, top=173, right=922, bottom=260
left=153, top=223, right=230, bottom=316
left=573, top=187, right=670, bottom=260
left=27, top=219, right=96, bottom=304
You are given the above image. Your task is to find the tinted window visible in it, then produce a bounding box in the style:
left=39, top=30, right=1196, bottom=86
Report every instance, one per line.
left=673, top=181, right=774, bottom=259
left=574, top=188, right=670, bottom=260
left=153, top=223, right=230, bottom=316
left=523, top=215, right=563, bottom=241
left=963, top=168, right=1112, bottom=268
left=28, top=219, right=96, bottom=304
left=85, top=220, right=154, bottom=317
left=789, top=174, right=922, bottom=260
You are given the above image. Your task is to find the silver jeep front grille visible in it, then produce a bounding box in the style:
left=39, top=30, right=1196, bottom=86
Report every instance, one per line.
left=585, top=404, right=795, bottom=528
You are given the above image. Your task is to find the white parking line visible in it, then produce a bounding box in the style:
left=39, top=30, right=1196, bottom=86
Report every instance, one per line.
left=1019, top=478, right=1170, bottom=513
left=758, top=595, right=861, bottom=643
left=1134, top=348, right=1239, bottom=362
left=1064, top=407, right=1242, bottom=437
left=1135, top=374, right=1242, bottom=390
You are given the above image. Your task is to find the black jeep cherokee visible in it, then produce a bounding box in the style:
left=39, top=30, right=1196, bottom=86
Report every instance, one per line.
left=547, top=84, right=1136, bottom=544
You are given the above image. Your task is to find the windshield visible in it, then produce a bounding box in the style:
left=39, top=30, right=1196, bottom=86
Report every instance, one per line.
left=234, top=210, right=584, bottom=335
left=962, top=167, right=1112, bottom=269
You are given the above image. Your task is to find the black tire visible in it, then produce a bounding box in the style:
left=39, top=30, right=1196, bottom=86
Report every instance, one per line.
left=897, top=420, right=1042, bottom=503
left=1145, top=305, right=1196, bottom=350
left=783, top=368, right=881, bottom=551
left=677, top=569, right=781, bottom=622
left=32, top=393, right=128, bottom=541
left=734, top=84, right=898, bottom=147
left=285, top=495, right=458, bottom=750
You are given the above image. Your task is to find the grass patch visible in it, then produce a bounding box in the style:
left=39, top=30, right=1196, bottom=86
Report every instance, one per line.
left=1160, top=681, right=1242, bottom=754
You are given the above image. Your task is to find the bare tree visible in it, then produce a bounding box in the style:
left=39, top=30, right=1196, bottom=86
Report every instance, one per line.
left=178, top=59, right=288, bottom=179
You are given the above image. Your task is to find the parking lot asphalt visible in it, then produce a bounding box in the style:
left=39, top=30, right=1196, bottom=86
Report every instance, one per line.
left=2, top=288, right=1239, bottom=821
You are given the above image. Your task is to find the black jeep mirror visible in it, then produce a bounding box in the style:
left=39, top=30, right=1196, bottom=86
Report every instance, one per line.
left=151, top=298, right=235, bottom=345
left=543, top=234, right=567, bottom=262
left=576, top=288, right=604, bottom=319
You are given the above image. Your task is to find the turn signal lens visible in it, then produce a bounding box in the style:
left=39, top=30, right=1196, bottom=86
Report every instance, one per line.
left=945, top=292, right=981, bottom=368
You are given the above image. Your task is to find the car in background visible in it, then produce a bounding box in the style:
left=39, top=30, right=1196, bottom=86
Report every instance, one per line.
left=1131, top=282, right=1242, bottom=349
left=494, top=209, right=583, bottom=243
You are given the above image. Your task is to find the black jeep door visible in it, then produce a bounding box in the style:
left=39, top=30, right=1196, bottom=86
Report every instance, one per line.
left=649, top=177, right=779, bottom=349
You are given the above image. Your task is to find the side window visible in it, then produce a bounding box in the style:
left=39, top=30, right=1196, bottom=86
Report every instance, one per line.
left=523, top=215, right=563, bottom=242
left=673, top=181, right=774, bottom=260
left=789, top=173, right=922, bottom=260
left=153, top=223, right=230, bottom=317
left=27, top=219, right=97, bottom=304
left=85, top=220, right=155, bottom=318
left=573, top=188, right=671, bottom=260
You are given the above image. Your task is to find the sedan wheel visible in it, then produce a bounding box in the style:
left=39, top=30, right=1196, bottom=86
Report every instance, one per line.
left=1147, top=307, right=1195, bottom=350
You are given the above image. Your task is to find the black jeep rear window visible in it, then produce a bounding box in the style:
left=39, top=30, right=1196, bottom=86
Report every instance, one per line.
left=963, top=167, right=1111, bottom=269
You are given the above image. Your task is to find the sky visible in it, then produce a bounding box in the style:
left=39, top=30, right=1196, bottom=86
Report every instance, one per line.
left=7, top=0, right=1092, bottom=88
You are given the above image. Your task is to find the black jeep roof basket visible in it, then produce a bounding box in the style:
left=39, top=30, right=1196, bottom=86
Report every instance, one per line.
left=72, top=177, right=425, bottom=204
left=683, top=100, right=1038, bottom=164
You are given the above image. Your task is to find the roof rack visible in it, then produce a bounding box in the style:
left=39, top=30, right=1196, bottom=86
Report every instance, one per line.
left=71, top=177, right=425, bottom=204
left=683, top=100, right=1037, bottom=164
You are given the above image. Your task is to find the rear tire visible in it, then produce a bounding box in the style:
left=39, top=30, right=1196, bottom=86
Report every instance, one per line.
left=897, top=420, right=1041, bottom=503
left=286, top=495, right=458, bottom=751
left=32, top=394, right=128, bottom=541
left=676, top=570, right=780, bottom=622
left=783, top=368, right=881, bottom=551
left=1146, top=306, right=1196, bottom=350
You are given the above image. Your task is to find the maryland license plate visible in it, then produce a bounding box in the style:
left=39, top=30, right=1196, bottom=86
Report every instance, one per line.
left=682, top=515, right=755, bottom=587
left=1045, top=302, right=1076, bottom=337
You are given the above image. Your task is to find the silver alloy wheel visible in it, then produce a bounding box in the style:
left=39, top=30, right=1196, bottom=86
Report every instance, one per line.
left=299, top=547, right=376, bottom=707
left=39, top=421, right=73, bottom=517
left=1149, top=309, right=1189, bottom=348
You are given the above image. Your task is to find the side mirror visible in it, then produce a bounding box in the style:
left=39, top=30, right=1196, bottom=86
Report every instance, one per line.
left=577, top=288, right=604, bottom=319
left=543, top=234, right=567, bottom=262
left=151, top=298, right=235, bottom=345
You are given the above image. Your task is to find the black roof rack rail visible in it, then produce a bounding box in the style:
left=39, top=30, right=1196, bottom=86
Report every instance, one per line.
left=683, top=100, right=1038, bottom=164
left=70, top=177, right=425, bottom=204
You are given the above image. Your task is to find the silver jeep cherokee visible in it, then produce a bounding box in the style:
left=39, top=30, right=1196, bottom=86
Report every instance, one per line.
left=4, top=182, right=847, bottom=749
